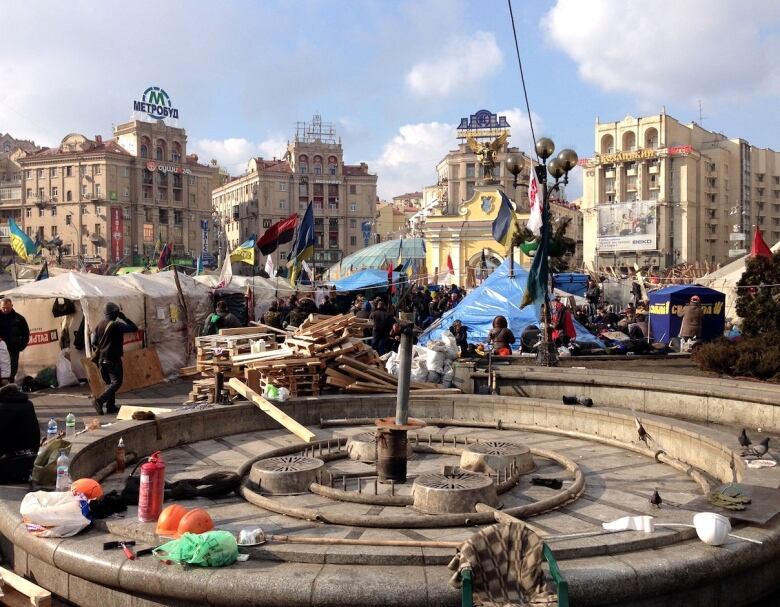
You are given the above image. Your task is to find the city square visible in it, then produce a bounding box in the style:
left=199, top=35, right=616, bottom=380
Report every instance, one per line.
left=1, top=1, right=779, bottom=606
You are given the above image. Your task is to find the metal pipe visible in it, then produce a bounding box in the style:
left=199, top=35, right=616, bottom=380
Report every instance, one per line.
left=395, top=327, right=413, bottom=425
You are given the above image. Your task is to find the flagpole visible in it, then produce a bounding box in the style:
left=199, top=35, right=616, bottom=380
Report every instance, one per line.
left=12, top=255, right=18, bottom=287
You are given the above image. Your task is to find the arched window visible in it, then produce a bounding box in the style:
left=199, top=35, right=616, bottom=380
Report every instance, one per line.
left=621, top=131, right=636, bottom=152
left=140, top=145, right=148, bottom=158
left=328, top=155, right=338, bottom=175
left=644, top=127, right=658, bottom=149
left=313, top=155, right=323, bottom=175
left=600, top=134, right=614, bottom=154
left=66, top=190, right=72, bottom=202
left=171, top=142, right=182, bottom=162
left=298, top=154, right=308, bottom=175
left=156, top=139, right=166, bottom=161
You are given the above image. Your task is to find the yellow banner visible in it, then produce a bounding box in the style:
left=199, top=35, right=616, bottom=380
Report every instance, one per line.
left=229, top=247, right=255, bottom=265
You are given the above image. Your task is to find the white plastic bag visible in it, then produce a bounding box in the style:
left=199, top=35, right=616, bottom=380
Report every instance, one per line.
left=425, top=349, right=446, bottom=374
left=20, top=491, right=91, bottom=538
left=440, top=333, right=458, bottom=360
left=385, top=351, right=399, bottom=376
left=56, top=350, right=79, bottom=388
left=276, top=387, right=290, bottom=402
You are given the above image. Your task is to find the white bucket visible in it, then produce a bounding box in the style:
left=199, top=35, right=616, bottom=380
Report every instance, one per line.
left=693, top=512, right=731, bottom=546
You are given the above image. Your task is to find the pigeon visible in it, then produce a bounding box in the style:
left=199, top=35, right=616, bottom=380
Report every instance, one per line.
left=649, top=489, right=663, bottom=508
left=635, top=416, right=652, bottom=445
left=751, top=437, right=771, bottom=459
left=738, top=429, right=752, bottom=450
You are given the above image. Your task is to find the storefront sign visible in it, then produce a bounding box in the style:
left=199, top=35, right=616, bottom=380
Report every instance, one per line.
left=597, top=200, right=657, bottom=252
left=361, top=221, right=372, bottom=247
left=668, top=145, right=693, bottom=156
left=456, top=109, right=510, bottom=141
left=29, top=329, right=58, bottom=346
left=133, top=86, right=179, bottom=120
left=143, top=223, right=154, bottom=242
left=200, top=219, right=209, bottom=252
left=111, top=207, right=124, bottom=262
left=596, top=148, right=657, bottom=164
left=146, top=160, right=192, bottom=175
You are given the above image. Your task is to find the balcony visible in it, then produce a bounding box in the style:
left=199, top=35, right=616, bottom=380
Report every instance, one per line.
left=648, top=165, right=659, bottom=174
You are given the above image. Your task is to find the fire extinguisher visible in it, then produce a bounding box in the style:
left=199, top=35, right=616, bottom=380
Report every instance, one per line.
left=138, top=451, right=165, bottom=522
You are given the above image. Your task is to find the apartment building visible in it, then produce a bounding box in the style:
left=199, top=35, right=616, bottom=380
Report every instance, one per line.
left=0, top=133, right=39, bottom=255
left=211, top=116, right=377, bottom=270
left=581, top=111, right=780, bottom=270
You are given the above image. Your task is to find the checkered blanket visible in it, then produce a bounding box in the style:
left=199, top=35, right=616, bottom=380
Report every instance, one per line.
left=448, top=522, right=556, bottom=607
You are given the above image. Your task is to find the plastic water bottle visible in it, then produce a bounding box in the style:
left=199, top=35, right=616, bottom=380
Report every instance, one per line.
left=55, top=450, right=71, bottom=492
left=65, top=413, right=76, bottom=437
left=47, top=417, right=58, bottom=441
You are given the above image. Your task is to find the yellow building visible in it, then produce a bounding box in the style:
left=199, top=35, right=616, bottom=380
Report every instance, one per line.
left=374, top=202, right=409, bottom=242
left=421, top=185, right=529, bottom=286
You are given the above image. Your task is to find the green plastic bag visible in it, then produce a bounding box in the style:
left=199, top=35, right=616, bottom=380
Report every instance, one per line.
left=31, top=439, right=72, bottom=488
left=154, top=531, right=238, bottom=567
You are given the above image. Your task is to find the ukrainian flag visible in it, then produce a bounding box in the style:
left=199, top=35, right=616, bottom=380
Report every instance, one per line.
left=287, top=202, right=315, bottom=286
left=8, top=218, right=37, bottom=261
left=229, top=234, right=256, bottom=265
left=491, top=191, right=518, bottom=249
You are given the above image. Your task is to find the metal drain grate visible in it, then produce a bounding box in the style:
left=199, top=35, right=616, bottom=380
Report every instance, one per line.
left=466, top=441, right=526, bottom=455
left=415, top=472, right=491, bottom=490
left=256, top=455, right=323, bottom=472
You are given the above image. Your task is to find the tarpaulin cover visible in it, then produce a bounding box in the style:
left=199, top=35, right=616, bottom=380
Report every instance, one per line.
left=553, top=273, right=589, bottom=297
left=648, top=284, right=726, bottom=343
left=419, top=259, right=603, bottom=349
left=331, top=269, right=402, bottom=292
left=324, top=238, right=426, bottom=282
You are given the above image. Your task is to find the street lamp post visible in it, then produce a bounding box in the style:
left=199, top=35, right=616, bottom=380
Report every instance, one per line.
left=530, top=138, right=578, bottom=367
left=505, top=153, right=527, bottom=279
left=212, top=212, right=224, bottom=267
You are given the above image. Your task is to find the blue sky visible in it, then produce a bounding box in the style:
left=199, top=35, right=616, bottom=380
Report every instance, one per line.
left=2, top=0, right=779, bottom=199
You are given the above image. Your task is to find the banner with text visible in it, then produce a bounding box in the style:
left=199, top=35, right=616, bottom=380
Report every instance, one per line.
left=111, top=207, right=124, bottom=262
left=597, top=200, right=657, bottom=252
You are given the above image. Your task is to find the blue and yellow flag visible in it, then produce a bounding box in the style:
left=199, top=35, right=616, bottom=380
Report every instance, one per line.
left=230, top=234, right=256, bottom=265
left=288, top=202, right=315, bottom=286
left=8, top=218, right=37, bottom=261
left=491, top=192, right=518, bottom=249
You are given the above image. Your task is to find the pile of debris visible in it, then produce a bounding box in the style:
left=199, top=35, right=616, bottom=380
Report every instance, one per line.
left=187, top=314, right=443, bottom=403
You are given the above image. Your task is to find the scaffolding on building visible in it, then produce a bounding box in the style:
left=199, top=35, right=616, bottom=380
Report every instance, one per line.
left=295, top=115, right=338, bottom=145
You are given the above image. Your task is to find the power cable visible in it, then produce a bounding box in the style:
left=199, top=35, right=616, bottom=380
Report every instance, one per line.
left=507, top=0, right=538, bottom=161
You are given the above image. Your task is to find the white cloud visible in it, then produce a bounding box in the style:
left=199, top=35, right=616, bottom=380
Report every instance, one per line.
left=406, top=31, right=503, bottom=97
left=371, top=122, right=455, bottom=199
left=542, top=0, right=780, bottom=103
left=371, top=108, right=541, bottom=199
left=193, top=137, right=288, bottom=175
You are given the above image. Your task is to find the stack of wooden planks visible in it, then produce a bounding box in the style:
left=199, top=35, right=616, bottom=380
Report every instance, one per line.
left=185, top=313, right=445, bottom=402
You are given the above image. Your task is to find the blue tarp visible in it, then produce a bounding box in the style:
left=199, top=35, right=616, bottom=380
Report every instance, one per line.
left=331, top=269, right=401, bottom=292
left=648, top=285, right=726, bottom=343
left=553, top=273, right=589, bottom=297
left=419, top=259, right=603, bottom=349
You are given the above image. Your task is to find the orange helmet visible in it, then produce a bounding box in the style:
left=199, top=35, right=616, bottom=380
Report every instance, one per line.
left=71, top=478, right=103, bottom=500
left=176, top=508, right=214, bottom=537
left=156, top=504, right=189, bottom=536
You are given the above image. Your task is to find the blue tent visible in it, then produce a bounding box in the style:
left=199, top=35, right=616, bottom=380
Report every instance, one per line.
left=648, top=285, right=725, bottom=343
left=553, top=273, right=589, bottom=297
left=331, top=269, right=401, bottom=292
left=419, top=259, right=602, bottom=350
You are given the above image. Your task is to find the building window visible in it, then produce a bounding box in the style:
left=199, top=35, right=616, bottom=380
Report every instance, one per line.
left=66, top=190, right=72, bottom=202
left=81, top=185, right=88, bottom=198
left=51, top=225, right=58, bottom=237
left=25, top=170, right=32, bottom=179
left=25, top=208, right=32, bottom=218
left=94, top=164, right=101, bottom=175
left=26, top=226, right=32, bottom=237
left=314, top=164, right=322, bottom=175
left=140, top=145, right=148, bottom=158
left=123, top=167, right=130, bottom=177
left=188, top=176, right=196, bottom=186
left=279, top=200, right=287, bottom=210
left=26, top=188, right=32, bottom=198
left=350, top=236, right=357, bottom=246
left=65, top=166, right=72, bottom=177
left=95, top=184, right=102, bottom=198
left=65, top=214, right=71, bottom=225
left=466, top=181, right=475, bottom=199
left=349, top=185, right=357, bottom=195
left=38, top=187, right=44, bottom=199
left=51, top=186, right=58, bottom=199
left=174, top=210, right=183, bottom=225
left=50, top=167, right=57, bottom=177
left=299, top=201, right=308, bottom=211
left=123, top=188, right=129, bottom=198
left=350, top=203, right=357, bottom=212
left=350, top=219, right=357, bottom=228
left=466, top=163, right=476, bottom=178
left=38, top=208, right=45, bottom=217
left=79, top=166, right=86, bottom=177
left=37, top=169, right=44, bottom=178
left=51, top=205, right=57, bottom=216
left=299, top=183, right=308, bottom=196
left=278, top=182, right=287, bottom=192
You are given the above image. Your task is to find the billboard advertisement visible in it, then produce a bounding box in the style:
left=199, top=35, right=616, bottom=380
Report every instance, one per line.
left=110, top=207, right=124, bottom=262
left=597, top=200, right=657, bottom=252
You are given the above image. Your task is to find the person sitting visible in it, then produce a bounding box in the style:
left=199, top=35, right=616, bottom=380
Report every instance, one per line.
left=520, top=324, right=542, bottom=353
left=449, top=320, right=469, bottom=358
left=202, top=301, right=242, bottom=335
left=488, top=315, right=515, bottom=356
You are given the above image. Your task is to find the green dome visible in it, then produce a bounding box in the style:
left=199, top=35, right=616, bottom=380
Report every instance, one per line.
left=324, top=238, right=426, bottom=281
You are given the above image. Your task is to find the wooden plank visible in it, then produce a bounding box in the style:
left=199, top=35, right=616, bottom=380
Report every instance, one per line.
left=337, top=364, right=396, bottom=387
left=248, top=321, right=291, bottom=336
left=218, top=327, right=273, bottom=337
left=231, top=347, right=294, bottom=364
left=228, top=378, right=316, bottom=443
left=82, top=347, right=164, bottom=399
left=0, top=566, right=52, bottom=607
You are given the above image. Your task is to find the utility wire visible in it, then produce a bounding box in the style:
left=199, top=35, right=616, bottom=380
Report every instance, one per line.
left=507, top=0, right=539, bottom=161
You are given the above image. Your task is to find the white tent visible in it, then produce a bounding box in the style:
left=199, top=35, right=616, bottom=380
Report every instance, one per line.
left=119, top=272, right=212, bottom=375
left=699, top=239, right=780, bottom=320
left=3, top=272, right=146, bottom=379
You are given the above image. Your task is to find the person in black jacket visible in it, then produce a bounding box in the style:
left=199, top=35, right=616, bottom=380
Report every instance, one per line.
left=90, top=302, right=138, bottom=415
left=0, top=298, right=30, bottom=383
left=0, top=384, right=39, bottom=484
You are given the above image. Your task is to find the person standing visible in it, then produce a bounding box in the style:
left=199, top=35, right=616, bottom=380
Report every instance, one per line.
left=369, top=301, right=393, bottom=355
left=0, top=298, right=30, bottom=383
left=679, top=295, right=703, bottom=352
left=585, top=278, right=601, bottom=315
left=202, top=300, right=242, bottom=335
left=91, top=302, right=138, bottom=415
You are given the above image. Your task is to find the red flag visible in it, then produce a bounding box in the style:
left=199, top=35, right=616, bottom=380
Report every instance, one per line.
left=387, top=257, right=393, bottom=280
left=157, top=242, right=172, bottom=269
left=447, top=253, right=454, bottom=275
left=750, top=227, right=772, bottom=258
left=257, top=214, right=298, bottom=255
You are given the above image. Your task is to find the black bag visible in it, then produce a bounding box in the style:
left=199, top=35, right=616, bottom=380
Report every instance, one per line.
left=0, top=451, right=37, bottom=484
left=52, top=298, right=76, bottom=317
left=73, top=318, right=85, bottom=350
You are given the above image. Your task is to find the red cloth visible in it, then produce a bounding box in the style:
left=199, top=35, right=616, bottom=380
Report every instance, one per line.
left=257, top=214, right=298, bottom=255
left=750, top=227, right=773, bottom=258
left=447, top=254, right=454, bottom=275
left=494, top=346, right=512, bottom=356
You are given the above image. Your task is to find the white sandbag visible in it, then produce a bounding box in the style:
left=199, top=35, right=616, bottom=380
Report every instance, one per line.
left=20, top=491, right=90, bottom=538
left=425, top=349, right=446, bottom=374
left=426, top=370, right=442, bottom=384
left=411, top=366, right=428, bottom=382
left=385, top=351, right=399, bottom=376
left=442, top=363, right=455, bottom=383
left=55, top=350, right=79, bottom=388
left=440, top=333, right=458, bottom=360
left=427, top=340, right=448, bottom=353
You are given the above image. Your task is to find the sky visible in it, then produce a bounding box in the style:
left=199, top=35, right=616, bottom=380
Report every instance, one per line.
left=2, top=0, right=779, bottom=200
